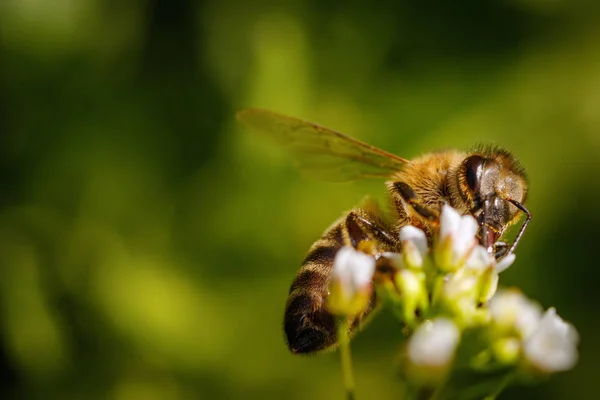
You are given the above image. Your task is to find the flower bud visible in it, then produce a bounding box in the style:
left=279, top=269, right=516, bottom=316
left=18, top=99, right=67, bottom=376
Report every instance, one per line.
left=327, top=246, right=376, bottom=316
left=395, top=269, right=428, bottom=326
left=408, top=318, right=460, bottom=368
left=434, top=205, right=478, bottom=272
left=399, top=226, right=428, bottom=269
left=477, top=266, right=499, bottom=303
left=492, top=338, right=521, bottom=365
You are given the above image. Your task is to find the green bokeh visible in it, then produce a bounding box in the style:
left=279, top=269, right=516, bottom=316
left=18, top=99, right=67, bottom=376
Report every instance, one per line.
left=1, top=1, right=599, bottom=399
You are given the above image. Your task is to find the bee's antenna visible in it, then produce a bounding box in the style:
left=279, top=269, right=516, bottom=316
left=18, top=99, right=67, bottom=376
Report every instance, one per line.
left=506, top=199, right=532, bottom=256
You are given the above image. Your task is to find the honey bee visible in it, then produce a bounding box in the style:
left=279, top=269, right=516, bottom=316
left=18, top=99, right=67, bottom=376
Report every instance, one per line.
left=236, top=108, right=531, bottom=354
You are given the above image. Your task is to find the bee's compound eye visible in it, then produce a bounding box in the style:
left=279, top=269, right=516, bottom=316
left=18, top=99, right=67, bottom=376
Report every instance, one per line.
left=463, top=155, right=484, bottom=193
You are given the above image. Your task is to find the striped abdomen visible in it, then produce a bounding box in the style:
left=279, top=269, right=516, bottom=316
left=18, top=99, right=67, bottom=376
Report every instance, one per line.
left=284, top=208, right=397, bottom=354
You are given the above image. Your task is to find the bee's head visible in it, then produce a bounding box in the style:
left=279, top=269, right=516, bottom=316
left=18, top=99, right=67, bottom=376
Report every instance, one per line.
left=457, top=147, right=530, bottom=258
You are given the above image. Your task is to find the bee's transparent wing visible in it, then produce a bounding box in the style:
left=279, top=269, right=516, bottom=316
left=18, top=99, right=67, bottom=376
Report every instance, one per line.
left=236, top=108, right=408, bottom=182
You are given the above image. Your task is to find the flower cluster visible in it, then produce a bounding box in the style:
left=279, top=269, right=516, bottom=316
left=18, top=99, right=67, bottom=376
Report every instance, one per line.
left=489, top=289, right=579, bottom=373
left=326, top=205, right=579, bottom=397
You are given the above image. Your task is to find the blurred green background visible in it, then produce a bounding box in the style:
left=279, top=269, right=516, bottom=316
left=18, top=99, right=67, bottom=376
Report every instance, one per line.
left=1, top=0, right=599, bottom=399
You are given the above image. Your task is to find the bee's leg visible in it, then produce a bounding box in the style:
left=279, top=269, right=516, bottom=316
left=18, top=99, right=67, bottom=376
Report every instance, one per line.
left=344, top=211, right=396, bottom=250
left=393, top=182, right=440, bottom=221
left=494, top=241, right=509, bottom=259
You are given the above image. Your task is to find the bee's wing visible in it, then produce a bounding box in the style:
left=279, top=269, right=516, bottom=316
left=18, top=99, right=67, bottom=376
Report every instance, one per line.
left=236, top=108, right=408, bottom=182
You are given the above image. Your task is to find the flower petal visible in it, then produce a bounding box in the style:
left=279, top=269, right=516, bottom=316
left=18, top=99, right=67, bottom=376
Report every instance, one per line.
left=496, top=253, right=516, bottom=273
left=400, top=225, right=428, bottom=256
left=524, top=308, right=579, bottom=372
left=489, top=289, right=543, bottom=338
left=465, top=245, right=494, bottom=270
left=439, top=204, right=461, bottom=242
left=458, top=215, right=479, bottom=244
left=332, top=246, right=375, bottom=297
left=453, top=214, right=478, bottom=259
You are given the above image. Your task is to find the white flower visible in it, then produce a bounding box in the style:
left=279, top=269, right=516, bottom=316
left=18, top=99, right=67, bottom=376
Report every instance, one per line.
left=436, top=245, right=503, bottom=317
left=489, top=289, right=543, bottom=338
left=332, top=246, right=375, bottom=299
left=435, top=205, right=478, bottom=271
left=489, top=291, right=580, bottom=373
left=438, top=267, right=490, bottom=323
left=399, top=225, right=429, bottom=268
left=464, top=245, right=494, bottom=270
left=524, top=308, right=579, bottom=372
left=408, top=318, right=460, bottom=367
left=462, top=240, right=516, bottom=274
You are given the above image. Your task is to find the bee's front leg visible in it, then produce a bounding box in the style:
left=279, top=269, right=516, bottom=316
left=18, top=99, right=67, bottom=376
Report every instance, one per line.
left=393, top=182, right=440, bottom=222
left=493, top=241, right=509, bottom=258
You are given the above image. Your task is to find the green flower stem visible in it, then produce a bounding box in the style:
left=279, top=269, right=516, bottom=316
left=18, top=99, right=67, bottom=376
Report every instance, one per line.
left=483, top=370, right=517, bottom=399
left=337, top=317, right=356, bottom=400
left=429, top=375, right=450, bottom=400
